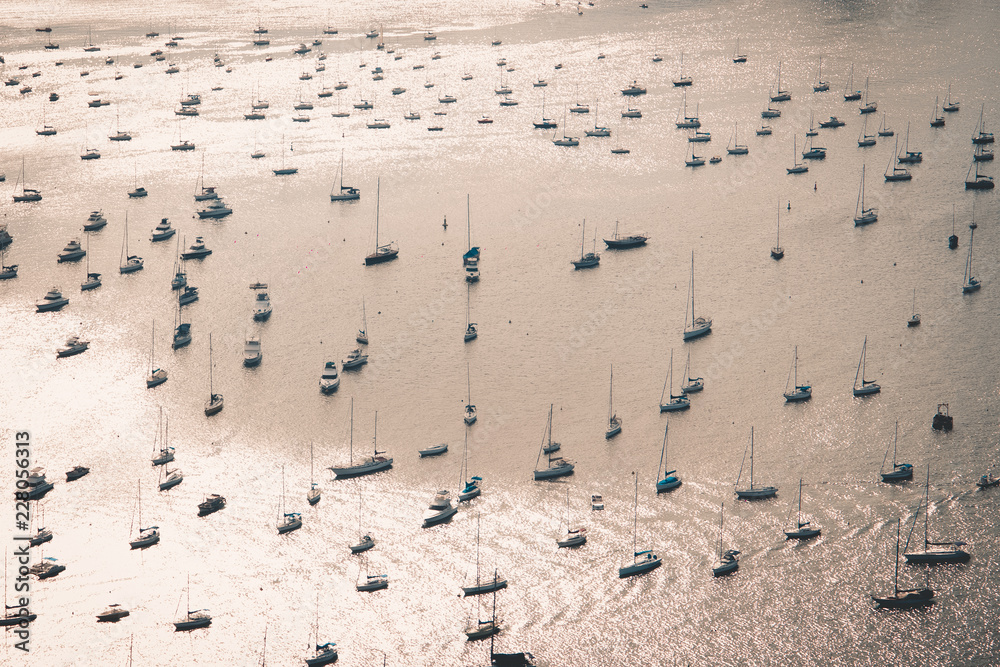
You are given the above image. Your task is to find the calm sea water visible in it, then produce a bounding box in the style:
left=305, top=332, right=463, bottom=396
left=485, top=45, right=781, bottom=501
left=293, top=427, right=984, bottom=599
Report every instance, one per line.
left=1, top=1, right=999, bottom=665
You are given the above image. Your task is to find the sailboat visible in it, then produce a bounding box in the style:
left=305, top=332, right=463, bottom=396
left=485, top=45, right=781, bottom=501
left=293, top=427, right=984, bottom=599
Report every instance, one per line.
left=584, top=100, right=611, bottom=137
left=172, top=291, right=192, bottom=349
left=787, top=135, right=808, bottom=174
left=603, top=220, right=648, bottom=248
left=464, top=195, right=481, bottom=280
left=462, top=515, right=508, bottom=595
left=783, top=346, right=811, bottom=401
left=570, top=219, right=600, bottom=268
left=0, top=244, right=18, bottom=280
left=147, top=320, right=168, bottom=387
left=872, top=519, right=934, bottom=608
left=878, top=112, right=894, bottom=136
left=930, top=96, right=945, bottom=128
left=465, top=284, right=478, bottom=342
left=619, top=472, right=661, bottom=577
left=173, top=575, right=211, bottom=630
left=277, top=466, right=302, bottom=534
left=308, top=443, right=321, bottom=505
left=0, top=549, right=36, bottom=626
left=465, top=571, right=503, bottom=640
left=532, top=90, right=557, bottom=129
left=355, top=560, right=389, bottom=591
left=812, top=58, right=829, bottom=92
left=964, top=161, right=994, bottom=190
left=858, top=115, right=876, bottom=147
left=356, top=298, right=369, bottom=345
left=771, top=204, right=784, bottom=259
left=734, top=427, right=777, bottom=499
left=853, top=165, right=878, bottom=226
left=683, top=251, right=711, bottom=339
left=770, top=61, right=790, bottom=101
left=552, top=108, right=580, bottom=146
left=329, top=403, right=393, bottom=478
left=128, top=161, right=147, bottom=198
left=534, top=405, right=574, bottom=479
left=655, top=423, right=681, bottom=492
left=907, top=289, right=920, bottom=326
left=128, top=480, right=160, bottom=549
left=903, top=467, right=970, bottom=564
left=726, top=122, right=748, bottom=155
left=81, top=232, right=101, bottom=290
left=897, top=122, right=923, bottom=163
left=972, top=104, right=994, bottom=144
left=880, top=421, right=913, bottom=482
left=150, top=408, right=175, bottom=465
left=962, top=225, right=981, bottom=292
left=119, top=213, right=143, bottom=274
left=272, top=137, right=297, bottom=175
left=205, top=333, right=224, bottom=415
left=465, top=363, right=477, bottom=425
left=672, top=52, right=692, bottom=86
left=675, top=93, right=701, bottom=128
left=732, top=38, right=747, bottom=63
left=852, top=336, right=881, bottom=396
left=605, top=365, right=621, bottom=438
left=711, top=503, right=740, bottom=576
left=330, top=150, right=360, bottom=201
left=459, top=430, right=482, bottom=501
left=884, top=137, right=912, bottom=181
left=556, top=488, right=587, bottom=547
left=783, top=479, right=820, bottom=539
left=843, top=64, right=861, bottom=100
left=681, top=350, right=703, bottom=393
left=364, top=178, right=398, bottom=264
left=659, top=349, right=690, bottom=412
left=943, top=84, right=959, bottom=112
left=350, top=486, right=375, bottom=553
left=859, top=76, right=877, bottom=114
left=305, top=593, right=338, bottom=665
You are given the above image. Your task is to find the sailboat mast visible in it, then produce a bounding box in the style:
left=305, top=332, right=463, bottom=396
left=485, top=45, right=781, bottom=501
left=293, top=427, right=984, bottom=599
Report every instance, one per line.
left=749, top=427, right=755, bottom=488
left=797, top=479, right=803, bottom=526
left=349, top=398, right=354, bottom=463
left=893, top=519, right=901, bottom=593
left=208, top=333, right=213, bottom=396
left=608, top=365, right=613, bottom=422
left=924, top=465, right=930, bottom=550
left=632, top=472, right=638, bottom=562
left=375, top=178, right=381, bottom=248
left=373, top=411, right=378, bottom=455
left=467, top=194, right=471, bottom=251
left=690, top=251, right=696, bottom=327
left=719, top=503, right=725, bottom=558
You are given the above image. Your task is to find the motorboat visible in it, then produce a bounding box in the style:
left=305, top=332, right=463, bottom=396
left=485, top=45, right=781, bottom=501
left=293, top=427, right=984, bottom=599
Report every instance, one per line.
left=180, top=237, right=212, bottom=259
left=36, top=288, right=69, bottom=312
left=819, top=116, right=845, bottom=128
left=422, top=490, right=458, bottom=527
left=196, top=200, right=232, bottom=218
left=83, top=211, right=107, bottom=231
left=319, top=362, right=340, bottom=393
left=622, top=81, right=646, bottom=96
left=342, top=348, right=368, bottom=369
left=197, top=494, right=226, bottom=516
left=356, top=573, right=388, bottom=591
left=57, top=239, right=86, bottom=262
left=128, top=186, right=148, bottom=198
left=418, top=443, right=448, bottom=457
left=25, top=468, right=54, bottom=500
left=591, top=495, right=604, bottom=510
left=96, top=604, right=130, bottom=622
left=56, top=336, right=89, bottom=357
left=66, top=466, right=90, bottom=481
left=243, top=336, right=262, bottom=367
left=151, top=218, right=176, bottom=241
left=252, top=285, right=272, bottom=320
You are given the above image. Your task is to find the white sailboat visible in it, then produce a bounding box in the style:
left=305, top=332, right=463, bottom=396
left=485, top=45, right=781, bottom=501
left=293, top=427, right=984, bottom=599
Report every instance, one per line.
left=329, top=403, right=393, bottom=478
left=852, top=336, right=880, bottom=396
left=277, top=466, right=303, bottom=534
left=465, top=283, right=477, bottom=342
left=556, top=488, right=587, bottom=548
left=458, top=430, right=482, bottom=502
left=655, top=423, right=681, bottom=492
left=464, top=363, right=477, bottom=425
left=128, top=480, right=159, bottom=549
left=173, top=575, right=211, bottom=630
left=659, top=349, right=690, bottom=412
left=782, top=346, right=811, bottom=401
left=879, top=421, right=913, bottom=482
left=783, top=478, right=821, bottom=539
left=680, top=350, right=703, bottom=393
left=605, top=365, right=621, bottom=438
left=853, top=165, right=878, bottom=226
left=771, top=204, right=784, bottom=259
left=907, top=289, right=921, bottom=326
left=205, top=332, right=224, bottom=415
left=349, top=486, right=375, bottom=553
left=308, top=443, right=321, bottom=505
left=962, top=225, right=980, bottom=293
left=711, top=503, right=740, bottom=576
left=534, top=405, right=573, bottom=479
left=119, top=213, right=143, bottom=274
left=903, top=466, right=970, bottom=564
left=619, top=472, right=661, bottom=577
left=683, top=252, right=711, bottom=339
left=734, top=427, right=777, bottom=499
left=147, top=320, right=168, bottom=388
left=81, top=232, right=101, bottom=290
left=330, top=150, right=360, bottom=201
left=304, top=593, right=338, bottom=665
left=357, top=298, right=369, bottom=344
left=462, top=515, right=508, bottom=595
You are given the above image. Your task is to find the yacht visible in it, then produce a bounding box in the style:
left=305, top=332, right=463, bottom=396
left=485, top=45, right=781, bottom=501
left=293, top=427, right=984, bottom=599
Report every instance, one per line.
left=196, top=200, right=232, bottom=218
left=171, top=140, right=195, bottom=151
left=25, top=467, right=54, bottom=500
left=342, top=348, right=368, bottom=369
left=197, top=494, right=226, bottom=516
left=36, top=288, right=69, bottom=312
left=356, top=573, right=389, bottom=592
left=83, top=211, right=107, bottom=231
left=621, top=81, right=646, bottom=96
left=819, top=116, right=845, bottom=128
left=178, top=286, right=199, bottom=306
left=80, top=148, right=101, bottom=160
left=128, top=186, right=148, bottom=198
left=422, top=489, right=458, bottom=527
left=56, top=336, right=89, bottom=357
left=252, top=285, right=272, bottom=320
left=57, top=239, right=86, bottom=263
left=180, top=237, right=212, bottom=259
left=151, top=218, right=176, bottom=242
left=367, top=119, right=390, bottom=129
left=66, top=465, right=90, bottom=481
left=96, top=604, right=130, bottom=622
left=319, top=362, right=340, bottom=393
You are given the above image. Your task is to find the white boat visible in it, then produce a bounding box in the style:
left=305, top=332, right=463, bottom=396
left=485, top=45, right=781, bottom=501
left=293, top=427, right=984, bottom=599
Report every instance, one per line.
left=465, top=284, right=477, bottom=341
left=56, top=335, right=89, bottom=358
left=277, top=467, right=302, bottom=534
left=853, top=336, right=881, bottom=396
left=853, top=165, right=878, bottom=226
left=534, top=405, right=573, bottom=479
left=812, top=58, right=829, bottom=92
left=196, top=199, right=232, bottom=218
left=180, top=237, right=212, bottom=259
left=591, top=494, right=604, bottom=510
left=83, top=210, right=107, bottom=231
left=556, top=488, right=587, bottom=548
left=734, top=427, right=777, bottom=499
left=251, top=283, right=272, bottom=320
left=884, top=137, right=912, bottom=181
left=464, top=363, right=477, bottom=425
left=118, top=215, right=143, bottom=274
left=307, top=443, right=321, bottom=505
left=36, top=287, right=69, bottom=312
left=158, top=466, right=183, bottom=491
left=108, top=112, right=131, bottom=141
left=205, top=333, right=224, bottom=416
left=711, top=503, right=740, bottom=576
left=858, top=115, right=876, bottom=147
left=146, top=320, right=168, bottom=387
left=655, top=423, right=681, bottom=492
left=675, top=94, right=700, bottom=128
left=605, top=365, right=621, bottom=438
left=659, top=349, right=690, bottom=412
left=150, top=218, right=176, bottom=242
left=903, top=466, right=970, bottom=564
left=682, top=252, right=711, bottom=339
left=128, top=480, right=160, bottom=549
left=458, top=431, right=482, bottom=502
left=422, top=489, right=458, bottom=527
left=173, top=576, right=211, bottom=631
left=672, top=52, right=692, bottom=86
left=726, top=122, right=748, bottom=155
left=95, top=604, right=130, bottom=623
left=356, top=572, right=389, bottom=592
left=0, top=244, right=16, bottom=281
left=272, top=137, right=298, bottom=175
left=243, top=336, right=262, bottom=367
left=150, top=409, right=174, bottom=466
left=782, top=346, right=811, bottom=401
left=57, top=238, right=86, bottom=262
left=680, top=350, right=703, bottom=393
left=462, top=516, right=508, bottom=595
left=348, top=485, right=376, bottom=553
left=896, top=122, right=922, bottom=163
left=907, top=288, right=921, bottom=327
left=872, top=519, right=935, bottom=609
left=419, top=443, right=448, bottom=458
left=801, top=135, right=826, bottom=159
left=330, top=151, right=360, bottom=201
left=364, top=179, right=398, bottom=264
left=570, top=219, right=600, bottom=268
left=319, top=362, right=340, bottom=393
left=962, top=225, right=981, bottom=293
left=619, top=473, right=661, bottom=577
left=329, top=405, right=393, bottom=478
left=357, top=298, right=369, bottom=344
left=770, top=61, right=791, bottom=101
left=464, top=576, right=502, bottom=640
left=304, top=596, right=338, bottom=666
left=783, top=478, right=821, bottom=539
left=342, top=347, right=368, bottom=369
left=787, top=135, right=808, bottom=174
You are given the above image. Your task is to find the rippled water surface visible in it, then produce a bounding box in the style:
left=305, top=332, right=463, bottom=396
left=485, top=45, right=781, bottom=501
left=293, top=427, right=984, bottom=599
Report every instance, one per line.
left=1, top=0, right=999, bottom=665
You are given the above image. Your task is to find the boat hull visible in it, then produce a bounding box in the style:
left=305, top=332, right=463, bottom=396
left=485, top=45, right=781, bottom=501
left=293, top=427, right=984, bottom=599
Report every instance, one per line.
left=462, top=579, right=507, bottom=597
left=735, top=486, right=777, bottom=500
left=853, top=384, right=881, bottom=396
left=364, top=250, right=398, bottom=265
left=174, top=617, right=211, bottom=631
left=422, top=506, right=457, bottom=527
left=619, top=557, right=661, bottom=578
left=330, top=459, right=392, bottom=478
left=533, top=464, right=574, bottom=480
left=904, top=549, right=970, bottom=564
left=418, top=445, right=448, bottom=457
left=872, top=589, right=934, bottom=608
left=659, top=400, right=690, bottom=412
